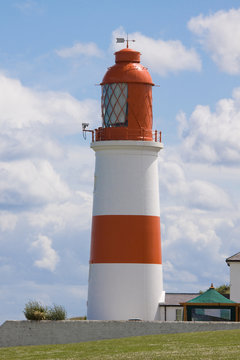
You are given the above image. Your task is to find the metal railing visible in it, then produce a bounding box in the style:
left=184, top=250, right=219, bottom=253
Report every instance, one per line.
left=83, top=128, right=162, bottom=143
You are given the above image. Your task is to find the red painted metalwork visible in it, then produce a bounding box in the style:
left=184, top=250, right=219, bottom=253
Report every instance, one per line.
left=82, top=48, right=163, bottom=143
left=98, top=48, right=156, bottom=141
left=101, top=49, right=153, bottom=85
left=83, top=129, right=94, bottom=142
left=84, top=129, right=162, bottom=142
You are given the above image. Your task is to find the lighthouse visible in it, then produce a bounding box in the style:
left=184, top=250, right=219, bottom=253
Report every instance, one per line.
left=86, top=41, right=165, bottom=321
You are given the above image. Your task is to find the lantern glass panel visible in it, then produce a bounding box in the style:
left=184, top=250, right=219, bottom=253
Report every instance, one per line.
left=101, top=83, right=128, bottom=127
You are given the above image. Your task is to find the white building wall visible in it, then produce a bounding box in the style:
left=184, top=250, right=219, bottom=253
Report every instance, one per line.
left=159, top=306, right=183, bottom=321
left=229, top=262, right=240, bottom=302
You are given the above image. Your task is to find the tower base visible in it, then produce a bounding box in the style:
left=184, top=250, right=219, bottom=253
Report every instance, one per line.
left=87, top=263, right=164, bottom=321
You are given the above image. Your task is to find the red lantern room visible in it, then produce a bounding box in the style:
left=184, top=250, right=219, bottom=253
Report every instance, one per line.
left=95, top=47, right=157, bottom=142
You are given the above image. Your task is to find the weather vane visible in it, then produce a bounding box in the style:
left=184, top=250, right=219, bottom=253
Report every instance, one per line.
left=116, top=34, right=135, bottom=48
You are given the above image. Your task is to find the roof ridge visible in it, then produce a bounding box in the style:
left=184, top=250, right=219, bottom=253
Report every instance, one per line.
left=166, top=292, right=199, bottom=295
left=186, top=287, right=236, bottom=304
left=226, top=251, right=240, bottom=262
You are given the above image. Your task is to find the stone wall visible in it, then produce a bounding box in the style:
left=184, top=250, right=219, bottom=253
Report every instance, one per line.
left=1, top=320, right=240, bottom=348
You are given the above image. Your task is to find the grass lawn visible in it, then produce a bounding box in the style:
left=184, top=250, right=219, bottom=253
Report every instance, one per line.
left=1, top=330, right=240, bottom=359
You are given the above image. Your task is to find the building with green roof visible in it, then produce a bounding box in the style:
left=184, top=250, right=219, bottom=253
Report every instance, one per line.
left=181, top=284, right=239, bottom=321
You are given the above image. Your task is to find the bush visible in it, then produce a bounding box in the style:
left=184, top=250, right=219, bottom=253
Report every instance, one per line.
left=46, top=304, right=67, bottom=320
left=23, top=300, right=47, bottom=320
left=23, top=301, right=67, bottom=321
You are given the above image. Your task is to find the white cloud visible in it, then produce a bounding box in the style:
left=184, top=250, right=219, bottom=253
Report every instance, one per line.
left=176, top=111, right=188, bottom=138
left=0, top=73, right=98, bottom=221
left=112, top=27, right=201, bottom=76
left=28, top=193, right=92, bottom=232
left=0, top=212, right=17, bottom=232
left=31, top=235, right=59, bottom=271
left=158, top=146, right=239, bottom=292
left=163, top=260, right=198, bottom=284
left=0, top=74, right=99, bottom=138
left=159, top=159, right=231, bottom=210
left=190, top=180, right=231, bottom=210
left=160, top=205, right=230, bottom=291
left=163, top=208, right=221, bottom=250
left=177, top=88, right=240, bottom=164
left=188, top=8, right=240, bottom=74
left=56, top=42, right=104, bottom=58
left=0, top=159, right=70, bottom=206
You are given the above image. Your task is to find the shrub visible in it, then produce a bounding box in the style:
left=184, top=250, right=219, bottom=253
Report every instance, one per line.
left=32, top=310, right=46, bottom=320
left=46, top=304, right=67, bottom=320
left=23, top=300, right=67, bottom=321
left=23, top=300, right=47, bottom=320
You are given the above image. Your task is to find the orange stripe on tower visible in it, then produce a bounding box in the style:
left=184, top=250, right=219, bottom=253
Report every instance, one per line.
left=90, top=215, right=162, bottom=264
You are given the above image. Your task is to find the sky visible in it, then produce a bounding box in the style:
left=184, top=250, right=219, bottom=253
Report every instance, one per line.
left=1, top=0, right=240, bottom=323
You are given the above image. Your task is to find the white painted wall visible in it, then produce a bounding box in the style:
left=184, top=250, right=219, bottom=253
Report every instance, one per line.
left=88, top=263, right=163, bottom=321
left=159, top=306, right=183, bottom=321
left=91, top=141, right=163, bottom=216
left=88, top=140, right=164, bottom=321
left=229, top=262, right=240, bottom=302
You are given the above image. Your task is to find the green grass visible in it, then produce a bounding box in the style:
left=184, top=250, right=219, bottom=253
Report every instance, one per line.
left=1, top=330, right=240, bottom=359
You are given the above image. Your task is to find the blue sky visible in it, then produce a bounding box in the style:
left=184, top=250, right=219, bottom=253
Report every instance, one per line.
left=1, top=0, right=240, bottom=323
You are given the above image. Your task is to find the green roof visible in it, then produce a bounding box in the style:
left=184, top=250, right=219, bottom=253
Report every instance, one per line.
left=187, top=287, right=235, bottom=304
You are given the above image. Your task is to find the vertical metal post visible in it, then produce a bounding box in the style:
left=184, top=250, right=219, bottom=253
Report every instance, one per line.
left=183, top=304, right=187, bottom=321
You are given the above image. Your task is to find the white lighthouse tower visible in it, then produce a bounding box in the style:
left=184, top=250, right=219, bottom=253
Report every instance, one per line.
left=87, top=43, right=165, bottom=321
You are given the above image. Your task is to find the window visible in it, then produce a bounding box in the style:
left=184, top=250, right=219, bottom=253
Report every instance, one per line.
left=191, top=308, right=232, bottom=321
left=176, top=309, right=183, bottom=321
left=101, top=83, right=128, bottom=127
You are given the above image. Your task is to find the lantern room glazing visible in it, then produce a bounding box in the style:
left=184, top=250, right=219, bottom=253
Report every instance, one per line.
left=102, top=83, right=128, bottom=127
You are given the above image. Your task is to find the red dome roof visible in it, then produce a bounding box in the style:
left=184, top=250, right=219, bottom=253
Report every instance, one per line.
left=115, top=48, right=140, bottom=63
left=101, top=48, right=154, bottom=85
